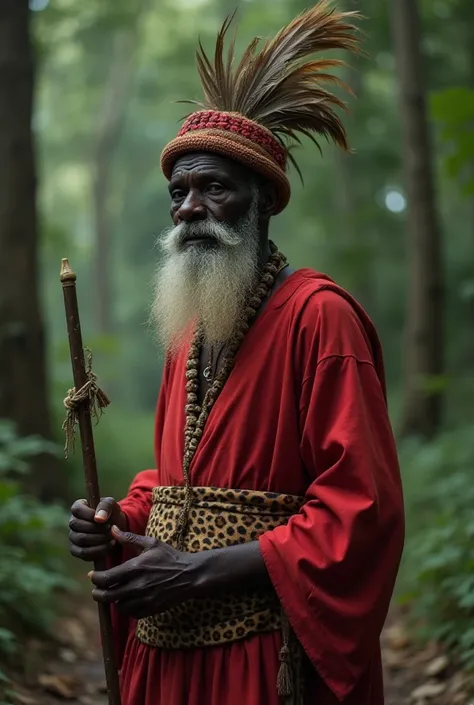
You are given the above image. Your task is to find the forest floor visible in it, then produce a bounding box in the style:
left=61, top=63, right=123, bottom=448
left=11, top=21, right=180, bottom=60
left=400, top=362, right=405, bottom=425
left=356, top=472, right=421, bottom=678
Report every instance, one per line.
left=4, top=583, right=474, bottom=705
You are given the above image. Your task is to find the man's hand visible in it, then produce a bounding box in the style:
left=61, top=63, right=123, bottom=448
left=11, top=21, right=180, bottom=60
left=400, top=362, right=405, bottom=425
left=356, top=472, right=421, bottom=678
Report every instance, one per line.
left=88, top=526, right=202, bottom=619
left=69, top=497, right=127, bottom=562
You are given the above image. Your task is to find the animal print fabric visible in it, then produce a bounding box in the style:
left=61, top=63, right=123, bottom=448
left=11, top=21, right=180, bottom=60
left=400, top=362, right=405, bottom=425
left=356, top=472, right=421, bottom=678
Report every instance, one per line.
left=136, top=485, right=304, bottom=649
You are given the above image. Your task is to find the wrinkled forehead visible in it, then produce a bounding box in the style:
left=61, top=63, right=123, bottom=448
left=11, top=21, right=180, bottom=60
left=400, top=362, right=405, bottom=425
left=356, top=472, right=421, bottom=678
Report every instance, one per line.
left=170, top=151, right=258, bottom=184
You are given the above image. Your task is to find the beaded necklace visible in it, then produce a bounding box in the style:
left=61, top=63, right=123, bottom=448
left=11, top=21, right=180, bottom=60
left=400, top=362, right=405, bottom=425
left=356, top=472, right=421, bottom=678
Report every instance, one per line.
left=173, top=241, right=287, bottom=549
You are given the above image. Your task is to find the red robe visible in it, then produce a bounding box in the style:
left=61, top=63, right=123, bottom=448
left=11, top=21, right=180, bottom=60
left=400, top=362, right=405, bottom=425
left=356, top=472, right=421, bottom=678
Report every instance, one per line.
left=112, top=269, right=404, bottom=705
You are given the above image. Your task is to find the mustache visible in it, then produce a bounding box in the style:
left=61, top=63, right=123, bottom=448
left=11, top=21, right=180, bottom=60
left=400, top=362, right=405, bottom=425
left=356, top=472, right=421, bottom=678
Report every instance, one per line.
left=159, top=218, right=243, bottom=253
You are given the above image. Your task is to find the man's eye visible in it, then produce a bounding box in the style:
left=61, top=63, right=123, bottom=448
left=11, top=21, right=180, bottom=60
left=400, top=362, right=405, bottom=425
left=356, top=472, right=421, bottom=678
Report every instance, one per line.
left=207, top=183, right=225, bottom=194
left=171, top=189, right=185, bottom=200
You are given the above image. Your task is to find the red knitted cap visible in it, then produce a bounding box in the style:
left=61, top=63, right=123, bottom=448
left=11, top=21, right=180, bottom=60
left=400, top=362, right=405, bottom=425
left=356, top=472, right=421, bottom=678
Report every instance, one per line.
left=161, top=110, right=291, bottom=214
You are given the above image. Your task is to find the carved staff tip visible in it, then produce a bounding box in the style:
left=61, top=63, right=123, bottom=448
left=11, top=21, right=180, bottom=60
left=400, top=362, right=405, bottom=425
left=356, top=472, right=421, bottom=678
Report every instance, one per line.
left=60, top=258, right=77, bottom=284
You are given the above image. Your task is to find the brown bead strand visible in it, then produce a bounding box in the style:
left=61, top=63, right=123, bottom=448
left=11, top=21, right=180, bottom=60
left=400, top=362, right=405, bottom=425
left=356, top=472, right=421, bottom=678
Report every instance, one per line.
left=173, top=242, right=287, bottom=550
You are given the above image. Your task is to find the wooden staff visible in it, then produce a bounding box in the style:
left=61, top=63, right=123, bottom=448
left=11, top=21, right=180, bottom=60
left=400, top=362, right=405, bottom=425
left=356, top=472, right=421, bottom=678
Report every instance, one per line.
left=60, top=258, right=122, bottom=705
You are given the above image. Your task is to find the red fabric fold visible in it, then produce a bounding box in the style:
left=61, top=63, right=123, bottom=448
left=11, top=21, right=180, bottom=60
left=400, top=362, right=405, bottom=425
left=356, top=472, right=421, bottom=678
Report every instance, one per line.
left=260, top=356, right=404, bottom=700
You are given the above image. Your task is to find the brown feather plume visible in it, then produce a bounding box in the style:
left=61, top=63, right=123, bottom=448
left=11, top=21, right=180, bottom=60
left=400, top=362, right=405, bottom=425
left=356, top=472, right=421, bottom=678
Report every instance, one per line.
left=182, top=1, right=362, bottom=173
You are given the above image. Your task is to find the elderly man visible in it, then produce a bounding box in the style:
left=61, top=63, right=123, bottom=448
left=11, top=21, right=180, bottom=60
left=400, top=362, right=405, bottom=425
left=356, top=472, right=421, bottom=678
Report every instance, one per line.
left=68, top=4, right=404, bottom=705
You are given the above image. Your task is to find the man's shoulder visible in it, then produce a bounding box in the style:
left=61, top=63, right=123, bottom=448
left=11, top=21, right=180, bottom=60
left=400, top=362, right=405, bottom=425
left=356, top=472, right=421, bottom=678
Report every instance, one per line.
left=278, top=269, right=381, bottom=364
left=275, top=268, right=364, bottom=323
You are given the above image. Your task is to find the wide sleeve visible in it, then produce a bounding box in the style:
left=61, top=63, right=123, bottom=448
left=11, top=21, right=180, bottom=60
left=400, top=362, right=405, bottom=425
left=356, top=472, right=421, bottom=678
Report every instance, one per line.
left=259, top=353, right=404, bottom=701
left=118, top=468, right=156, bottom=535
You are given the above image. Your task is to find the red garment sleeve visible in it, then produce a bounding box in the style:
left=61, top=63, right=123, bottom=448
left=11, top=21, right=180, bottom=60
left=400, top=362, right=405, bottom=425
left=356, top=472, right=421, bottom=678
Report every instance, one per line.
left=259, top=352, right=404, bottom=701
left=118, top=468, right=156, bottom=535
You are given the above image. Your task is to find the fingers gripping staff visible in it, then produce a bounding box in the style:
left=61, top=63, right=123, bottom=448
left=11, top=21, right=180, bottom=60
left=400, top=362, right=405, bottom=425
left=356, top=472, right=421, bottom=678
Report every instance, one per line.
left=88, top=527, right=199, bottom=620
left=89, top=529, right=159, bottom=616
left=68, top=497, right=125, bottom=561
left=60, top=259, right=122, bottom=705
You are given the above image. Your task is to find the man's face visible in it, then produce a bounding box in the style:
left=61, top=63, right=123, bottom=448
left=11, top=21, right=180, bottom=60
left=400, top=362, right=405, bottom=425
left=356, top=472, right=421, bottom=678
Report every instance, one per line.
left=150, top=152, right=262, bottom=351
left=168, top=152, right=258, bottom=250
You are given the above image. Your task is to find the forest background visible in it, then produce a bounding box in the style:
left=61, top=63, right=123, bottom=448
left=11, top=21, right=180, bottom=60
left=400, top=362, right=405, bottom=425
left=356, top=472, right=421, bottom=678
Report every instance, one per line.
left=1, top=0, right=473, bottom=695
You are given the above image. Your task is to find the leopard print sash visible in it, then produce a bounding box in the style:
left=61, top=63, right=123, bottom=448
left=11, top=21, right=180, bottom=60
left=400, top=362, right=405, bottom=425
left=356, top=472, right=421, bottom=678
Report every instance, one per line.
left=136, top=485, right=304, bottom=650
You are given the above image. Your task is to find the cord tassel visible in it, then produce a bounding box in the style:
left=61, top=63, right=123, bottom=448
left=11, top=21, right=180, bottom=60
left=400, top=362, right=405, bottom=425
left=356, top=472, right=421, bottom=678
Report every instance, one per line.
left=277, top=643, right=293, bottom=697
left=277, top=613, right=293, bottom=697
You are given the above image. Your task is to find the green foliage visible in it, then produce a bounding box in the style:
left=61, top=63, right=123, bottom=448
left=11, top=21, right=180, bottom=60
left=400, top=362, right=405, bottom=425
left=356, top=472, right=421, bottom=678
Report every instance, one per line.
left=0, top=421, right=75, bottom=662
left=0, top=420, right=59, bottom=474
left=399, top=424, right=474, bottom=666
left=431, top=87, right=474, bottom=195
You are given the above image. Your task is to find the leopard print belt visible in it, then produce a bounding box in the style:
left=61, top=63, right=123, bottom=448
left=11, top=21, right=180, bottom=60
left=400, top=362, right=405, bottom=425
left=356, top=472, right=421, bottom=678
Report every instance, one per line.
left=135, top=485, right=304, bottom=650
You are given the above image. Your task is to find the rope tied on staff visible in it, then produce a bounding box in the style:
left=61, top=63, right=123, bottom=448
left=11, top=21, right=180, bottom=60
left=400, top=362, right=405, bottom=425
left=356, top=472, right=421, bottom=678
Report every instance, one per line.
left=62, top=347, right=110, bottom=458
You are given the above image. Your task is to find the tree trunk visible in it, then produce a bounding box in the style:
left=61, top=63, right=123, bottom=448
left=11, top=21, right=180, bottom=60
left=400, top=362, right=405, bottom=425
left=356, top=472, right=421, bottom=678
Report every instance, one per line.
left=333, top=2, right=375, bottom=312
left=92, top=30, right=139, bottom=334
left=0, top=1, right=63, bottom=499
left=390, top=0, right=445, bottom=438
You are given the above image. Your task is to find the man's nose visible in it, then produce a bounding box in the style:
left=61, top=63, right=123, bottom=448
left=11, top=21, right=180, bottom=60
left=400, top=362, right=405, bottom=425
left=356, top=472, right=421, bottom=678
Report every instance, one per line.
left=176, top=191, right=207, bottom=223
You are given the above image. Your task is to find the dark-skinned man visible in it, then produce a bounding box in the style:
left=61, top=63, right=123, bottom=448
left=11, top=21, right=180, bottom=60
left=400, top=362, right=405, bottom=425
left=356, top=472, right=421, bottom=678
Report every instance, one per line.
left=69, top=5, right=404, bottom=705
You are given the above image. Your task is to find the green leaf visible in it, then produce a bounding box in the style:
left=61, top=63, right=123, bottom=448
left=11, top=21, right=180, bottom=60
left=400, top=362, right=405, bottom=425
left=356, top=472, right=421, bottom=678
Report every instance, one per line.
left=431, top=87, right=474, bottom=125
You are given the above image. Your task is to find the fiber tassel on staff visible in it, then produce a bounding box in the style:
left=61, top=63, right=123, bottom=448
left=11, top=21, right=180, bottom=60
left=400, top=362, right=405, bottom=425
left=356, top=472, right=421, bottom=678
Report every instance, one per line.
left=60, top=258, right=122, bottom=705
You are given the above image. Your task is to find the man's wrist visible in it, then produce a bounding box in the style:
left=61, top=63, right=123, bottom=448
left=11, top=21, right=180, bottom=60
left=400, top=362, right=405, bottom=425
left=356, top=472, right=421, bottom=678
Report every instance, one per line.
left=187, top=541, right=271, bottom=598
left=188, top=549, right=217, bottom=596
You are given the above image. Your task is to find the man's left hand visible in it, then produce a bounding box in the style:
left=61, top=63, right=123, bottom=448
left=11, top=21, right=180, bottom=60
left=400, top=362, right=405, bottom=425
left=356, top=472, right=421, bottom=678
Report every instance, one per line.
left=88, top=526, right=201, bottom=619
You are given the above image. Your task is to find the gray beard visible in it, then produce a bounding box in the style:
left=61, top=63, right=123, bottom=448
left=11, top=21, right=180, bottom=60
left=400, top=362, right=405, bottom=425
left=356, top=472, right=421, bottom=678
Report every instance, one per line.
left=150, top=193, right=261, bottom=352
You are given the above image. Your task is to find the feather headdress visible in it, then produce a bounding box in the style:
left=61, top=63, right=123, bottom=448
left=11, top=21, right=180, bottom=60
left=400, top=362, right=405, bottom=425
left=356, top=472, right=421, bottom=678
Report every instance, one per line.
left=161, top=1, right=361, bottom=213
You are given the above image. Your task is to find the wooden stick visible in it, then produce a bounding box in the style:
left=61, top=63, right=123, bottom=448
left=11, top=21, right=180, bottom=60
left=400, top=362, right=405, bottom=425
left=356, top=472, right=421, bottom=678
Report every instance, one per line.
left=60, top=258, right=122, bottom=705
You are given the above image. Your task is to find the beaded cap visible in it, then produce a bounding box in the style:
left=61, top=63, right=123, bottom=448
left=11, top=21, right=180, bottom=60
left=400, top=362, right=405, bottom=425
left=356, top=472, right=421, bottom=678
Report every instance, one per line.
left=177, top=111, right=287, bottom=168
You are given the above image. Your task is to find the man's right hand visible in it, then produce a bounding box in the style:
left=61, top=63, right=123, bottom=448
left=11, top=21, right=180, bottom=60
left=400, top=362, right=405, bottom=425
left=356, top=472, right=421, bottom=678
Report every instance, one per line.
left=69, top=497, right=127, bottom=561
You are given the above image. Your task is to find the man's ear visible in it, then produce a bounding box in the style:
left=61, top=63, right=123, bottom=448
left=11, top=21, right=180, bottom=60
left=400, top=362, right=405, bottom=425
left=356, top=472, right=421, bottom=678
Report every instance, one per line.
left=258, top=181, right=279, bottom=219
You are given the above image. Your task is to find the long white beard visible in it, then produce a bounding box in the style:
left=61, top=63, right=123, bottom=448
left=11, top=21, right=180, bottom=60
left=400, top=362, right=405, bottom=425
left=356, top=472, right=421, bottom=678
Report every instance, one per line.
left=150, top=193, right=260, bottom=352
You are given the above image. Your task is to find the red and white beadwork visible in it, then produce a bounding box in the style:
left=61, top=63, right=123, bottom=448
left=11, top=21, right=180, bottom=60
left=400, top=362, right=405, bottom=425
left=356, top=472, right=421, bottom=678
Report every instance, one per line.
left=178, top=110, right=286, bottom=169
